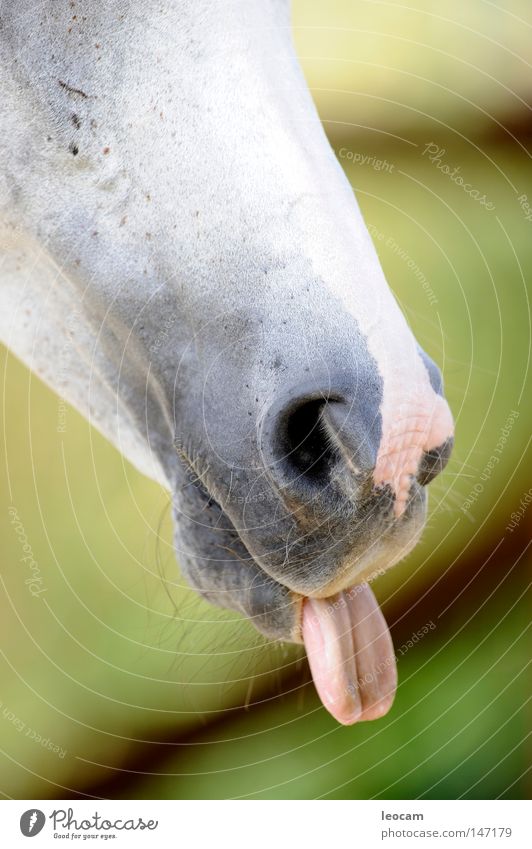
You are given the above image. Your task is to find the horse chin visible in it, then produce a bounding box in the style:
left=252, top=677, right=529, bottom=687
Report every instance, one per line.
left=173, top=469, right=428, bottom=724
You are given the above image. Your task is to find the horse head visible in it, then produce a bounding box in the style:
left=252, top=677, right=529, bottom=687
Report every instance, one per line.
left=0, top=0, right=453, bottom=723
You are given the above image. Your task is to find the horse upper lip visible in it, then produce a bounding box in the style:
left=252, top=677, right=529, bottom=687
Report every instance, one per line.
left=175, top=439, right=426, bottom=606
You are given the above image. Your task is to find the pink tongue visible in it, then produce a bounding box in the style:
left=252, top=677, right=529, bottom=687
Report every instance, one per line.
left=302, top=583, right=397, bottom=725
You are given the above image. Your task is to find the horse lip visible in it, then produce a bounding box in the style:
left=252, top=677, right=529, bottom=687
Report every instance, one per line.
left=179, top=466, right=306, bottom=602
left=183, top=481, right=329, bottom=643
left=234, top=481, right=426, bottom=598
left=175, top=445, right=426, bottom=607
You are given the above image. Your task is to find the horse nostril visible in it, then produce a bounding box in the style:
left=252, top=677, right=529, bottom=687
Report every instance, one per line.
left=261, top=375, right=381, bottom=499
left=417, top=437, right=454, bottom=486
left=282, top=398, right=337, bottom=483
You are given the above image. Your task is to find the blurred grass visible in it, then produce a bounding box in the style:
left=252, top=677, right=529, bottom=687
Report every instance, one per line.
left=1, top=0, right=531, bottom=799
left=292, top=0, right=532, bottom=141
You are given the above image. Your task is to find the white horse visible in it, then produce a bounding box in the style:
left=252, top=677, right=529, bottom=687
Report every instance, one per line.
left=0, top=0, right=453, bottom=725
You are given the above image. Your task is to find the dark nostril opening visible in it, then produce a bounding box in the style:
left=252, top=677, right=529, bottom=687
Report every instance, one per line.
left=281, top=399, right=338, bottom=483
left=417, top=437, right=454, bottom=486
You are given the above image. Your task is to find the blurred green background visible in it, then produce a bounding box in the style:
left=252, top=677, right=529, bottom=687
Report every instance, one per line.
left=1, top=0, right=530, bottom=799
